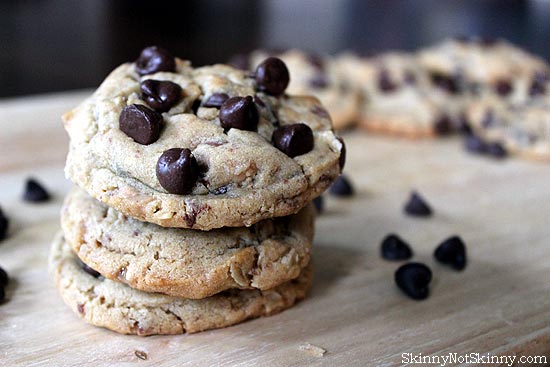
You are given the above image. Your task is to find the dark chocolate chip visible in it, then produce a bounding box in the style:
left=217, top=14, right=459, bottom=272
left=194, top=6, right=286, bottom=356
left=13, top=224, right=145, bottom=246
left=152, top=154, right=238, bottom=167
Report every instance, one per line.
left=140, top=79, right=182, bottom=113
left=395, top=262, right=432, bottom=300
left=329, top=174, right=354, bottom=197
left=119, top=104, right=163, bottom=145
left=434, top=236, right=467, bottom=270
left=0, top=267, right=8, bottom=288
left=219, top=96, right=259, bottom=131
left=228, top=53, right=250, bottom=71
left=22, top=178, right=50, bottom=202
left=337, top=136, right=346, bottom=170
left=486, top=142, right=507, bottom=159
left=378, top=70, right=398, bottom=92
left=434, top=115, right=453, bottom=135
left=82, top=263, right=101, bottom=278
left=430, top=73, right=459, bottom=94
left=381, top=234, right=413, bottom=261
left=0, top=207, right=9, bottom=241
left=135, top=46, right=176, bottom=76
left=495, top=79, right=513, bottom=96
left=272, top=123, right=314, bottom=158
left=156, top=148, right=199, bottom=195
left=255, top=57, right=290, bottom=96
left=404, top=191, right=432, bottom=217
left=464, top=134, right=488, bottom=154
left=313, top=196, right=324, bottom=214
left=203, top=93, right=230, bottom=108
left=309, top=74, right=328, bottom=89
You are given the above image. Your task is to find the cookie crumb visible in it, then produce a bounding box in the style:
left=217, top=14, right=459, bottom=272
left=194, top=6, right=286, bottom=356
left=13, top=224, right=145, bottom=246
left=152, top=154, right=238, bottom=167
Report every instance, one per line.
left=299, top=343, right=326, bottom=357
left=135, top=350, right=148, bottom=360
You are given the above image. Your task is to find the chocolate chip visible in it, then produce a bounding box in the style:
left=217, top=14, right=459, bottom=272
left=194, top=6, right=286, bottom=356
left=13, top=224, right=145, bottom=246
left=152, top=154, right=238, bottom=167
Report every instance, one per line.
left=495, top=79, right=513, bottom=96
left=309, top=74, right=328, bottom=89
left=156, top=148, right=199, bottom=194
left=135, top=46, right=176, bottom=76
left=255, top=57, right=290, bottom=96
left=82, top=263, right=101, bottom=278
left=434, top=115, right=453, bottom=135
left=337, top=136, right=346, bottom=170
left=329, top=174, right=354, bottom=197
left=219, top=96, right=259, bottom=131
left=203, top=93, right=230, bottom=108
left=0, top=267, right=8, bottom=288
left=22, top=178, right=50, bottom=203
left=395, top=262, right=432, bottom=300
left=0, top=207, right=9, bottom=241
left=313, top=196, right=324, bottom=214
left=272, top=123, right=314, bottom=157
left=434, top=236, right=467, bottom=270
left=378, top=70, right=398, bottom=92
left=228, top=53, right=250, bottom=71
left=486, top=142, right=507, bottom=159
left=430, top=73, right=459, bottom=94
left=119, top=104, right=163, bottom=145
left=140, top=80, right=182, bottom=113
left=464, top=134, right=488, bottom=154
left=381, top=234, right=413, bottom=261
left=404, top=191, right=432, bottom=217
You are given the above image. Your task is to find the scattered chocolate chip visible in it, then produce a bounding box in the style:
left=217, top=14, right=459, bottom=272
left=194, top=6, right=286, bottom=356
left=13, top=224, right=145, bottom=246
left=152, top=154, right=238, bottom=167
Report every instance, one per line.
left=82, top=263, right=101, bottom=278
left=156, top=148, right=199, bottom=194
left=495, top=79, right=513, bottom=96
left=434, top=236, right=467, bottom=270
left=430, top=73, right=459, bottom=94
left=219, top=96, right=259, bottom=131
left=119, top=104, right=163, bottom=145
left=434, top=115, right=453, bottom=135
left=0, top=207, right=9, bottom=241
left=255, top=57, right=290, bottom=96
left=135, top=46, right=176, bottom=76
left=378, top=70, right=398, bottom=92
left=272, top=123, right=314, bottom=158
left=309, top=74, right=328, bottom=89
left=228, top=53, right=250, bottom=71
left=337, top=136, right=346, bottom=170
left=381, top=234, right=413, bottom=261
left=464, top=134, right=488, bottom=154
left=140, top=80, right=182, bottom=113
left=0, top=267, right=8, bottom=288
left=22, top=178, right=50, bottom=203
left=395, top=262, right=432, bottom=300
left=486, top=142, right=507, bottom=159
left=203, top=93, right=230, bottom=108
left=404, top=191, right=432, bottom=217
left=329, top=174, right=354, bottom=197
left=313, top=196, right=324, bottom=214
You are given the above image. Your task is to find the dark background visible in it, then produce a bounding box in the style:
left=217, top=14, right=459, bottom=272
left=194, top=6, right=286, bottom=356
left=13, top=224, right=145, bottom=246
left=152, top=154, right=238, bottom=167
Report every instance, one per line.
left=2, top=0, right=550, bottom=98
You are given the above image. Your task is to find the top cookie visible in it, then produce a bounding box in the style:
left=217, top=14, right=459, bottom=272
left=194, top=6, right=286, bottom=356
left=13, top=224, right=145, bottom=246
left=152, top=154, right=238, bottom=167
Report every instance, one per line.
left=63, top=47, right=344, bottom=230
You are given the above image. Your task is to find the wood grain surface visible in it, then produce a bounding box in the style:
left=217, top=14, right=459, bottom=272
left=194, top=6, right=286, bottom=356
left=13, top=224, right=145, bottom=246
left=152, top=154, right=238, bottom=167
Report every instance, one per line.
left=1, top=92, right=549, bottom=366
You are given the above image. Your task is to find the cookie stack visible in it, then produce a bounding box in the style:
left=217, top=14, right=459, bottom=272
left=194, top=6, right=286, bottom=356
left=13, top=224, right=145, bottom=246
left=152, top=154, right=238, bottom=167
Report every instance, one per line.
left=49, top=46, right=344, bottom=335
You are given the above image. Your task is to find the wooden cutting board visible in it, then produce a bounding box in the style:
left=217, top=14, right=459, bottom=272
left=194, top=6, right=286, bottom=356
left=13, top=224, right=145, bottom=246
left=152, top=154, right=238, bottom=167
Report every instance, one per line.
left=1, top=92, right=549, bottom=366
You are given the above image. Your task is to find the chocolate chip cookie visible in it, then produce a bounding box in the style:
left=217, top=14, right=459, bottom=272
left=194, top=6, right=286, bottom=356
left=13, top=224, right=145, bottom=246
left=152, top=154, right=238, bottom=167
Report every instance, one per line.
left=49, top=231, right=312, bottom=335
left=61, top=188, right=314, bottom=298
left=63, top=47, right=344, bottom=230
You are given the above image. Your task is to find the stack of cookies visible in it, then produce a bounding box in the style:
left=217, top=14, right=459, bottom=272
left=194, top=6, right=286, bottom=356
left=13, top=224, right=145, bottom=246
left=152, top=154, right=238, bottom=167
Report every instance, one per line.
left=50, top=46, right=345, bottom=335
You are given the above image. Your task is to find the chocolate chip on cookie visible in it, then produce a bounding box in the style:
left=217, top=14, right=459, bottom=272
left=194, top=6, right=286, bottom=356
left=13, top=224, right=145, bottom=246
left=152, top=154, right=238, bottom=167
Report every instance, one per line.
left=495, top=79, right=513, bottom=96
left=119, top=104, right=163, bottom=145
left=202, top=93, right=230, bottom=108
left=140, top=80, right=182, bottom=113
left=255, top=57, right=290, bottom=96
left=219, top=96, right=259, bottom=131
left=135, top=46, right=176, bottom=76
left=156, top=148, right=199, bottom=194
left=395, top=262, right=432, bottom=300
left=329, top=174, right=354, bottom=197
left=272, top=123, right=314, bottom=158
left=381, top=234, right=413, bottom=261
left=378, top=70, right=398, bottom=92
left=404, top=191, right=432, bottom=217
left=0, top=207, right=8, bottom=241
left=22, top=178, right=51, bottom=203
left=434, top=236, right=467, bottom=270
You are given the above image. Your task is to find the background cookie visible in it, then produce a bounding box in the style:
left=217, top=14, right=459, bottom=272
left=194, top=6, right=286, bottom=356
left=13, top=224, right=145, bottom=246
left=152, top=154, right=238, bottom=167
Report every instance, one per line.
left=49, top=232, right=313, bottom=336
left=61, top=188, right=314, bottom=298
